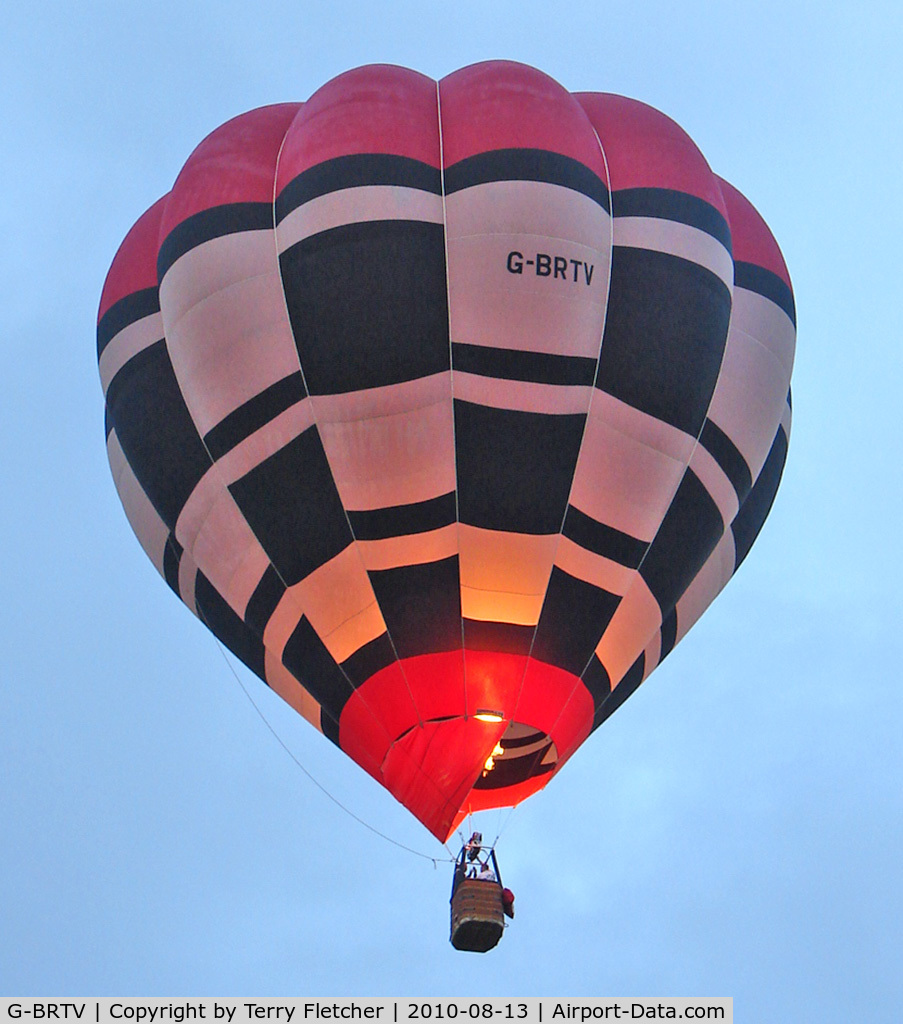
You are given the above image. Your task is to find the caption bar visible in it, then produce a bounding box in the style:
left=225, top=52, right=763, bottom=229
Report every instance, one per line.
left=0, top=999, right=731, bottom=1023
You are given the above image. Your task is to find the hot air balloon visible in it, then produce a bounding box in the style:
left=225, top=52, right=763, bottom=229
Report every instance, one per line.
left=97, top=62, right=795, bottom=861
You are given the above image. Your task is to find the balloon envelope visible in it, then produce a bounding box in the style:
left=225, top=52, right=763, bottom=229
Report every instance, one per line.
left=98, top=61, right=795, bottom=841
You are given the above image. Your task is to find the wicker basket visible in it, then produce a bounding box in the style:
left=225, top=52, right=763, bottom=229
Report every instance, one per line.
left=450, top=878, right=505, bottom=952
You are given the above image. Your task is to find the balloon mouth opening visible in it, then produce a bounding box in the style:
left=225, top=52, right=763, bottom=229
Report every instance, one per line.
left=344, top=651, right=585, bottom=839
left=474, top=709, right=505, bottom=722
left=389, top=715, right=558, bottom=791
left=472, top=719, right=558, bottom=790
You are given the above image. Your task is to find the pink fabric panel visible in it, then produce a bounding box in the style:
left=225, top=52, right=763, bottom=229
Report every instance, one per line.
left=156, top=105, right=305, bottom=445
left=107, top=430, right=202, bottom=616
left=577, top=93, right=727, bottom=214
left=730, top=290, right=795, bottom=379
left=174, top=469, right=270, bottom=619
left=98, top=196, right=167, bottom=321
left=704, top=179, right=794, bottom=480
left=276, top=65, right=440, bottom=188
left=439, top=65, right=612, bottom=644
left=641, top=630, right=663, bottom=683
left=458, top=525, right=558, bottom=597
left=262, top=589, right=314, bottom=662
left=159, top=104, right=300, bottom=238
left=720, top=177, right=792, bottom=289
left=272, top=67, right=455, bottom=669
left=280, top=546, right=386, bottom=664
left=257, top=548, right=386, bottom=672
left=440, top=65, right=610, bottom=365
left=439, top=61, right=607, bottom=177
left=174, top=465, right=228, bottom=556
left=263, top=609, right=398, bottom=778
left=310, top=372, right=446, bottom=424
left=158, top=230, right=276, bottom=323
left=177, top=549, right=199, bottom=615
left=156, top=105, right=304, bottom=445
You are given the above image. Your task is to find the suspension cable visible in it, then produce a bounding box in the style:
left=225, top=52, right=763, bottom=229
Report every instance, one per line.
left=204, top=629, right=454, bottom=865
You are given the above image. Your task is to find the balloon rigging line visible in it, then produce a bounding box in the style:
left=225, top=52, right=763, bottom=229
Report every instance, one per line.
left=494, top=804, right=518, bottom=847
left=435, top=79, right=471, bottom=727
left=204, top=628, right=455, bottom=866
left=509, top=123, right=616, bottom=729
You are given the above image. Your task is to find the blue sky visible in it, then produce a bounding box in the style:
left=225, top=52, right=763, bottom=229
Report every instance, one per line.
left=2, top=0, right=901, bottom=1015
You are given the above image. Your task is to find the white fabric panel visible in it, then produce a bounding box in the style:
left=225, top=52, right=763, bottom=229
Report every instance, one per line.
left=570, top=393, right=693, bottom=542
left=445, top=179, right=610, bottom=359
left=277, top=186, right=443, bottom=252
left=641, top=628, right=662, bottom=681
left=190, top=491, right=272, bottom=617
left=107, top=430, right=168, bottom=578
left=781, top=399, right=792, bottom=439
left=613, top=217, right=733, bottom=290
left=554, top=536, right=636, bottom=597
left=447, top=180, right=608, bottom=249
left=99, top=311, right=164, bottom=397
left=160, top=231, right=301, bottom=438
left=731, top=288, right=795, bottom=378
left=447, top=235, right=609, bottom=357
left=264, top=650, right=324, bottom=732
left=594, top=576, right=662, bottom=687
left=214, top=399, right=315, bottom=482
left=688, top=439, right=740, bottom=528
left=454, top=373, right=593, bottom=415
left=358, top=525, right=457, bottom=571
left=316, top=383, right=455, bottom=511
left=284, top=546, right=387, bottom=665
left=707, top=324, right=792, bottom=482
left=459, top=527, right=558, bottom=626
left=175, top=477, right=269, bottom=619
left=674, top=530, right=736, bottom=645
